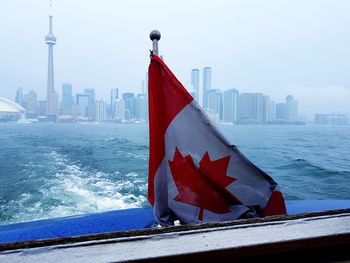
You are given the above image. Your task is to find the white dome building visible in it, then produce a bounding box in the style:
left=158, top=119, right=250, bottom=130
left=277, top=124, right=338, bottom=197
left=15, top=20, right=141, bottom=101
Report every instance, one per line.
left=0, top=97, right=25, bottom=121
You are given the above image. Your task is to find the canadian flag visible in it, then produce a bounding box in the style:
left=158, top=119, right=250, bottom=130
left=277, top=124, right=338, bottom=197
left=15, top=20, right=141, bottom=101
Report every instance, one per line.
left=148, top=55, right=286, bottom=225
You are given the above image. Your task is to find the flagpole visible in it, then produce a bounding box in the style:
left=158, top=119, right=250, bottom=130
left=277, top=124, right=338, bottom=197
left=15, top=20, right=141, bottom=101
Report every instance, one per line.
left=150, top=30, right=161, bottom=56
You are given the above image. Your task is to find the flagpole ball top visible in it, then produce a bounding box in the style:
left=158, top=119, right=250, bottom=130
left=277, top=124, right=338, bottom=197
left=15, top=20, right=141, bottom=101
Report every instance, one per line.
left=150, top=30, right=161, bottom=41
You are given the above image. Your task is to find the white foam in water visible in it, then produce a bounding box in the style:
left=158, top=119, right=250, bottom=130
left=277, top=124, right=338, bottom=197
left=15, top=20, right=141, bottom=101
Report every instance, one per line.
left=9, top=150, right=148, bottom=223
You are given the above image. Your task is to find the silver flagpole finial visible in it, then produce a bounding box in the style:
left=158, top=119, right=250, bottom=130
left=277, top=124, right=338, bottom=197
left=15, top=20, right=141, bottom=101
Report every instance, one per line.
left=150, top=30, right=161, bottom=56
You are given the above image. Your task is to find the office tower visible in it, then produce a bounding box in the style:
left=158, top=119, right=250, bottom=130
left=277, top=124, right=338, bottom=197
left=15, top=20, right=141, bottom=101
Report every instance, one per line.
left=134, top=94, right=148, bottom=121
left=207, top=89, right=223, bottom=121
left=275, top=95, right=298, bottom=121
left=84, top=89, right=95, bottom=104
left=61, top=83, right=73, bottom=115
left=110, top=88, right=118, bottom=119
left=76, top=94, right=91, bottom=117
left=275, top=103, right=288, bottom=120
left=202, top=67, right=212, bottom=108
left=23, top=90, right=37, bottom=118
left=123, top=93, right=135, bottom=120
left=37, top=101, right=47, bottom=116
left=262, top=95, right=270, bottom=123
left=45, top=15, right=58, bottom=115
left=286, top=95, right=298, bottom=121
left=15, top=87, right=24, bottom=107
left=191, top=69, right=200, bottom=103
left=268, top=100, right=276, bottom=122
left=237, top=93, right=265, bottom=123
left=114, top=99, right=125, bottom=122
left=95, top=99, right=106, bottom=122
left=223, top=89, right=238, bottom=123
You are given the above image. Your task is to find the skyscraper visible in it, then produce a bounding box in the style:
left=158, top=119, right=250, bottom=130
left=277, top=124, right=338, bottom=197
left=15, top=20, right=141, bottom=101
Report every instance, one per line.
left=76, top=94, right=90, bottom=117
left=122, top=92, right=135, bottom=120
left=202, top=67, right=212, bottom=108
left=61, top=83, right=73, bottom=115
left=84, top=89, right=95, bottom=104
left=223, top=89, right=238, bottom=123
left=286, top=95, right=298, bottom=121
left=45, top=15, right=58, bottom=115
left=23, top=90, right=37, bottom=118
left=207, top=89, right=223, bottom=121
left=95, top=99, right=106, bottom=122
left=110, top=88, right=118, bottom=119
left=275, top=95, right=298, bottom=121
left=15, top=87, right=24, bottom=107
left=114, top=99, right=125, bottom=122
left=191, top=69, right=200, bottom=103
left=237, top=93, right=265, bottom=123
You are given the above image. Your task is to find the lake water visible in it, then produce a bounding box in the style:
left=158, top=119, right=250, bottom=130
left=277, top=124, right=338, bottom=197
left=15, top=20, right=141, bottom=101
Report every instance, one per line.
left=0, top=123, right=349, bottom=225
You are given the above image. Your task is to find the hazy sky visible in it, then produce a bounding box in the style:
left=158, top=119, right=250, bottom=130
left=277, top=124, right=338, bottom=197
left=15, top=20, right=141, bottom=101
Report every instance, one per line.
left=0, top=0, right=349, bottom=120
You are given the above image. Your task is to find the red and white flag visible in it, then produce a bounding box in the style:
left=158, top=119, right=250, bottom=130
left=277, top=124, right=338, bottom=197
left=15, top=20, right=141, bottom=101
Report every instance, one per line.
left=148, top=55, right=286, bottom=225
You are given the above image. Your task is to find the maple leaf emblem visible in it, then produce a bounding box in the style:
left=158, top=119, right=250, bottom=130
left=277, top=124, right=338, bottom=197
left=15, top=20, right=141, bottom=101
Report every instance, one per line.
left=169, top=147, right=241, bottom=221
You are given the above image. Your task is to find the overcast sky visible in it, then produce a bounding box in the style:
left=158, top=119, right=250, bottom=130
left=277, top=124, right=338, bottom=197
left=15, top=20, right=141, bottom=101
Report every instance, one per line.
left=0, top=0, right=349, bottom=120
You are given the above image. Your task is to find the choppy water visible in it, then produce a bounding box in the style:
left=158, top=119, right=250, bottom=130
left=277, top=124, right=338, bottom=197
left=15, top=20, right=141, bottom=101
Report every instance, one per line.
left=0, top=123, right=349, bottom=225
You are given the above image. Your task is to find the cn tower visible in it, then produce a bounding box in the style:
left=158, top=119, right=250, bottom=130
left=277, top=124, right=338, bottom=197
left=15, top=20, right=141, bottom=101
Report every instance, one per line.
left=45, top=15, right=58, bottom=115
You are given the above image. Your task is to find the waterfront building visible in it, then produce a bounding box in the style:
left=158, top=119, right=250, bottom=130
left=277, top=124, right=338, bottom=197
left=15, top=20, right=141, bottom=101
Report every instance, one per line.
left=45, top=15, right=58, bottom=116
left=223, top=89, right=238, bottom=123
left=237, top=93, right=265, bottom=123
left=61, top=83, right=73, bottom=115
left=268, top=100, right=276, bottom=122
left=37, top=101, right=47, bottom=117
left=110, top=88, right=119, bottom=119
left=134, top=94, right=148, bottom=121
left=286, top=95, right=298, bottom=121
left=84, top=89, right=95, bottom=104
left=23, top=90, right=37, bottom=118
left=275, top=95, right=298, bottom=121
left=315, top=113, right=349, bottom=125
left=202, top=67, right=212, bottom=108
left=262, top=95, right=270, bottom=123
left=76, top=94, right=91, bottom=117
left=275, top=102, right=288, bottom=120
left=114, top=99, right=125, bottom=122
left=191, top=69, right=200, bottom=103
left=207, top=89, right=223, bottom=121
left=15, top=87, right=24, bottom=107
left=122, top=93, right=135, bottom=120
left=95, top=99, right=106, bottom=122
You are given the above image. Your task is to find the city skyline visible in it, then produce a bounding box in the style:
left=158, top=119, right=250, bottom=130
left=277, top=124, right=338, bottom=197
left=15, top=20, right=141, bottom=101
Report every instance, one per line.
left=1, top=1, right=350, bottom=120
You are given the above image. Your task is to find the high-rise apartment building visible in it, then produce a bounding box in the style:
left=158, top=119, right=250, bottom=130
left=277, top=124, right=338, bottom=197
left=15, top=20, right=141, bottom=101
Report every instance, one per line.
left=76, top=94, right=91, bottom=117
left=275, top=95, right=298, bottom=121
left=134, top=94, right=148, bottom=121
left=23, top=90, right=37, bottom=118
left=286, top=95, right=298, bottom=121
left=61, top=83, right=73, bottom=115
left=191, top=69, right=200, bottom=103
left=110, top=88, right=119, bottom=119
left=15, top=87, right=24, bottom=107
left=114, top=99, right=125, bottom=122
left=202, top=67, right=212, bottom=108
left=207, top=89, right=223, bottom=121
left=95, top=99, right=106, bottom=122
left=223, top=89, right=238, bottom=123
left=84, top=89, right=95, bottom=104
left=237, top=93, right=266, bottom=123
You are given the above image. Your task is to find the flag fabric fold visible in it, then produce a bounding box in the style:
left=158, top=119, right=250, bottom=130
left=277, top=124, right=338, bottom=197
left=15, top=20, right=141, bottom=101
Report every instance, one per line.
left=148, top=55, right=286, bottom=225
